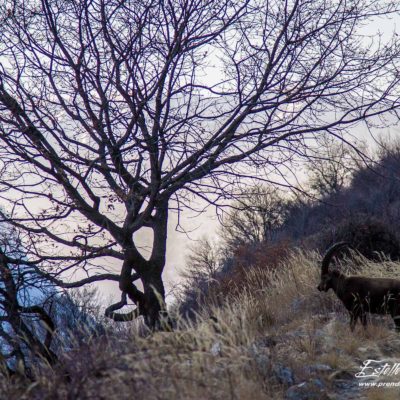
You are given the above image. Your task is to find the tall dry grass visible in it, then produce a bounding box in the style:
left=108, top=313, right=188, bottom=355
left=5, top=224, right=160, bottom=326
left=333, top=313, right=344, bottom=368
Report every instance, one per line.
left=2, top=250, right=400, bottom=399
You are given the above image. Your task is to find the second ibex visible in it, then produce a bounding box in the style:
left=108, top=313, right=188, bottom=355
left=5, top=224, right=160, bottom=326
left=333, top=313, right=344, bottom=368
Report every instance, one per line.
left=317, top=242, right=400, bottom=331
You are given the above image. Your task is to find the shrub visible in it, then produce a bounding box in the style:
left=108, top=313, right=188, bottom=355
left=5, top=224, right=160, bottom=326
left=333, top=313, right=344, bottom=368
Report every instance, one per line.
left=176, top=239, right=293, bottom=320
left=318, top=215, right=400, bottom=261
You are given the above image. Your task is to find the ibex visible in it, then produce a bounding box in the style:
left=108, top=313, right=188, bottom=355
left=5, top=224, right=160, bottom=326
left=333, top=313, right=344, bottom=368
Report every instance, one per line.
left=317, top=242, right=400, bottom=331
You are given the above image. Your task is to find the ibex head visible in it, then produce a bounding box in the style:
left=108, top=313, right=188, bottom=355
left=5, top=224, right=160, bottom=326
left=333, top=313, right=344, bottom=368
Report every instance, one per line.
left=317, top=242, right=349, bottom=292
left=317, top=274, right=331, bottom=292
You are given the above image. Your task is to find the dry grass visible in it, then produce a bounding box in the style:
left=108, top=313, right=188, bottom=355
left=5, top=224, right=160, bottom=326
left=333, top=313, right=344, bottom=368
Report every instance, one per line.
left=2, top=250, right=400, bottom=399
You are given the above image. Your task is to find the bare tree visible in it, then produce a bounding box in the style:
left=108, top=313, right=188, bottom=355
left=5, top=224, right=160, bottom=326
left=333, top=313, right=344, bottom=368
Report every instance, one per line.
left=221, top=186, right=288, bottom=253
left=183, top=238, right=220, bottom=283
left=306, top=134, right=362, bottom=198
left=0, top=0, right=400, bottom=329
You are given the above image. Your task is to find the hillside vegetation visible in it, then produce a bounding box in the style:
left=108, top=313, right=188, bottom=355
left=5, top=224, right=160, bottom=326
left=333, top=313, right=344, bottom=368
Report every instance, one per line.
left=2, top=251, right=400, bottom=399
left=178, top=142, right=400, bottom=316
left=3, top=144, right=400, bottom=399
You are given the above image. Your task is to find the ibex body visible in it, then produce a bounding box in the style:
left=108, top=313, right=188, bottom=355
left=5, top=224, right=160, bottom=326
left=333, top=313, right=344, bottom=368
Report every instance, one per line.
left=317, top=242, right=400, bottom=331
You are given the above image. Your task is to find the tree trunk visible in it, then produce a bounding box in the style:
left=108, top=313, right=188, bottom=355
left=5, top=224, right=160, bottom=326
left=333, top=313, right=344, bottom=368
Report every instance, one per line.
left=118, top=201, right=172, bottom=330
left=140, top=200, right=171, bottom=330
left=141, top=273, right=169, bottom=330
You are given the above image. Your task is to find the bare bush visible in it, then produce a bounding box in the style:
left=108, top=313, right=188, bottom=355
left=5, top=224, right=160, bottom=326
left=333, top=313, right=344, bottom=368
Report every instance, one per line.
left=306, top=134, right=362, bottom=198
left=220, top=186, right=289, bottom=254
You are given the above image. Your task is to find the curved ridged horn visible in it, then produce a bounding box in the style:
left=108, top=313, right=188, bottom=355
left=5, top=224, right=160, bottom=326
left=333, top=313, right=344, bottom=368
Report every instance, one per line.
left=321, top=241, right=349, bottom=275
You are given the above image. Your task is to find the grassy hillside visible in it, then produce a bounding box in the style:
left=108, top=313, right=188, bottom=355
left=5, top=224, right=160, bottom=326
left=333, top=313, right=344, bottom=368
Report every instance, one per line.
left=3, top=251, right=400, bottom=399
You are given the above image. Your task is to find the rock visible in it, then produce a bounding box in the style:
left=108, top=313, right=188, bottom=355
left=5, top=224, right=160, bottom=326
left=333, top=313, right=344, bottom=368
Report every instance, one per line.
left=305, top=363, right=333, bottom=374
left=357, top=346, right=381, bottom=359
left=325, top=369, right=363, bottom=399
left=254, top=335, right=277, bottom=348
left=291, top=298, right=305, bottom=313
left=333, top=380, right=356, bottom=390
left=248, top=344, right=271, bottom=375
left=285, top=379, right=328, bottom=400
left=329, top=370, right=353, bottom=381
left=291, top=330, right=307, bottom=338
left=210, top=341, right=222, bottom=356
left=274, top=364, right=295, bottom=386
left=330, top=382, right=362, bottom=400
left=314, top=329, right=325, bottom=337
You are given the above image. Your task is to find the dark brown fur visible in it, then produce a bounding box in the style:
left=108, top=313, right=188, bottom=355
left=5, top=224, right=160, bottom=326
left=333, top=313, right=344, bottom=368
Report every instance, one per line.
left=317, top=242, right=400, bottom=331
